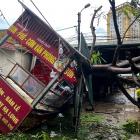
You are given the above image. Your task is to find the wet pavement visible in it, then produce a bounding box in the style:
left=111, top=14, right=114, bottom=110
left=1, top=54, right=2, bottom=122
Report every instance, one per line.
left=94, top=89, right=140, bottom=121
left=91, top=90, right=140, bottom=140
left=94, top=101, right=140, bottom=124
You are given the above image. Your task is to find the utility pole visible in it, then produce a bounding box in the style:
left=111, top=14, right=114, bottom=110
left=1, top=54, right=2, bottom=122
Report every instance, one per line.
left=77, top=3, right=90, bottom=52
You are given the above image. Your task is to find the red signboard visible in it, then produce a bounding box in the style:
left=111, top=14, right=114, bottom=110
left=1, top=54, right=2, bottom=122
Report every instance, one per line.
left=0, top=77, right=32, bottom=133
left=7, top=10, right=77, bottom=84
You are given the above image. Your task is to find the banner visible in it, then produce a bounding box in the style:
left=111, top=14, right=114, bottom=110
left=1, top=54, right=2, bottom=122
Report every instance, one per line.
left=0, top=77, right=32, bottom=133
left=7, top=9, right=77, bottom=84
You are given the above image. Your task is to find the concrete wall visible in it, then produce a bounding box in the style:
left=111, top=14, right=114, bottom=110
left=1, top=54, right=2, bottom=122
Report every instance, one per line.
left=0, top=49, right=32, bottom=76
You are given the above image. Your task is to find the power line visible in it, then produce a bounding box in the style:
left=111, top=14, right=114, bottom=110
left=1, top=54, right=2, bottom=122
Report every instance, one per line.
left=0, top=10, right=10, bottom=27
left=29, top=0, right=53, bottom=29
left=56, top=25, right=77, bottom=31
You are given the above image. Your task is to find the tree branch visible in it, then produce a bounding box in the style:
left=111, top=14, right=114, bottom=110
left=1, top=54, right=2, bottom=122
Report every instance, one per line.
left=116, top=76, right=140, bottom=108
left=109, top=0, right=122, bottom=66
left=90, top=6, right=102, bottom=59
left=117, top=56, right=140, bottom=67
left=122, top=13, right=140, bottom=43
left=92, top=60, right=140, bottom=74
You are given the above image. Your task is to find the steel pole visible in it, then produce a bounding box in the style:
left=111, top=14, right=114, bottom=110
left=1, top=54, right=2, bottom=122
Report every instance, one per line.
left=78, top=12, right=81, bottom=51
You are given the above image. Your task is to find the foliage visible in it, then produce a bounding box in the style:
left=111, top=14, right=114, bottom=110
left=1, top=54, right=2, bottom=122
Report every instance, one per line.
left=77, top=125, right=89, bottom=140
left=0, top=114, right=136, bottom=140
left=80, top=113, right=104, bottom=124
left=0, top=110, right=76, bottom=140
left=121, top=3, right=140, bottom=20
left=78, top=113, right=131, bottom=140
left=0, top=131, right=74, bottom=140
left=123, top=119, right=140, bottom=134
left=135, top=88, right=140, bottom=98
left=90, top=51, right=106, bottom=64
left=0, top=132, right=37, bottom=140
left=77, top=113, right=104, bottom=139
left=131, top=0, right=139, bottom=8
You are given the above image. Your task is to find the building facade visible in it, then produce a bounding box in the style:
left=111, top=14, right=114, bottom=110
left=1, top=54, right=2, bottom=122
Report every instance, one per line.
left=107, top=2, right=140, bottom=41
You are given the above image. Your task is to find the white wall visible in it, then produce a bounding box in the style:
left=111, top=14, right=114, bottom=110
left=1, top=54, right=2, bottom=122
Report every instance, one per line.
left=0, top=49, right=32, bottom=76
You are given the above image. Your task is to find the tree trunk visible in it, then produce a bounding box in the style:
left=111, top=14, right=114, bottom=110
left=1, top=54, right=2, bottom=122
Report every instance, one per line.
left=116, top=77, right=140, bottom=108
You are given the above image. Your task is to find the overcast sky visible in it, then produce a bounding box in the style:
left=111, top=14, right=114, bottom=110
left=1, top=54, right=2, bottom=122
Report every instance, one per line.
left=0, top=0, right=130, bottom=38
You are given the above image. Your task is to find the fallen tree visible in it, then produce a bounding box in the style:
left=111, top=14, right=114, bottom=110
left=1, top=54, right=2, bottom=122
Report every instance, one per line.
left=88, top=0, right=140, bottom=108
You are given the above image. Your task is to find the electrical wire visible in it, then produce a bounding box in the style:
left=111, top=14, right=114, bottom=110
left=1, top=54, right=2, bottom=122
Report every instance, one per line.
left=56, top=26, right=77, bottom=32
left=0, top=10, right=10, bottom=27
left=30, top=0, right=53, bottom=29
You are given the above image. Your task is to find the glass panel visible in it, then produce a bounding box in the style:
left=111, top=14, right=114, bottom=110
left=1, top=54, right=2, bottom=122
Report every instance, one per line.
left=9, top=66, right=29, bottom=85
left=22, top=76, right=44, bottom=98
